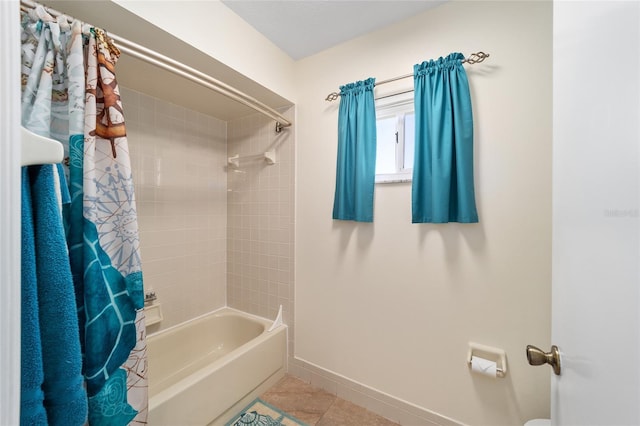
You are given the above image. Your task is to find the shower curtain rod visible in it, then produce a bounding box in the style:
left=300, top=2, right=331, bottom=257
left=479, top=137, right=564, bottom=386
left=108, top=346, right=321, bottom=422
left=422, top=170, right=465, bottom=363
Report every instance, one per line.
left=20, top=0, right=292, bottom=133
left=324, top=51, right=490, bottom=101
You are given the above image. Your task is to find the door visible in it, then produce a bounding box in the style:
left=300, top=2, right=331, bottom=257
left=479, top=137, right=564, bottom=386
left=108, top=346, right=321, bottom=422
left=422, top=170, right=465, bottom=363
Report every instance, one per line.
left=0, top=1, right=22, bottom=425
left=552, top=1, right=640, bottom=424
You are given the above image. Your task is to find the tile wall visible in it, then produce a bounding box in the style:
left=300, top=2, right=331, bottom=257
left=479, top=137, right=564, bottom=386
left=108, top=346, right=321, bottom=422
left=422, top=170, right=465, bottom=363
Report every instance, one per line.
left=227, top=107, right=295, bottom=356
left=121, top=87, right=228, bottom=331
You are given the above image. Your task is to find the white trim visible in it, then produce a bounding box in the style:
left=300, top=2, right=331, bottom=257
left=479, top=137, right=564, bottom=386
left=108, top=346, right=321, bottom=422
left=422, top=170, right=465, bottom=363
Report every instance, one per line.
left=376, top=172, right=413, bottom=184
left=289, top=357, right=466, bottom=426
left=375, top=91, right=414, bottom=110
left=0, top=1, right=22, bottom=424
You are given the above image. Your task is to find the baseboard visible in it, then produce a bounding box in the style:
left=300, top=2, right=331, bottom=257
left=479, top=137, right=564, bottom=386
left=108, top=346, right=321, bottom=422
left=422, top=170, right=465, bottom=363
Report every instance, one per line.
left=288, top=357, right=465, bottom=426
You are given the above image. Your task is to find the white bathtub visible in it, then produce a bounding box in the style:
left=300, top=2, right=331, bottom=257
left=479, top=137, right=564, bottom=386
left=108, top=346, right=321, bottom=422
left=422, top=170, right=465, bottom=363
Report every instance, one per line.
left=147, top=307, right=287, bottom=425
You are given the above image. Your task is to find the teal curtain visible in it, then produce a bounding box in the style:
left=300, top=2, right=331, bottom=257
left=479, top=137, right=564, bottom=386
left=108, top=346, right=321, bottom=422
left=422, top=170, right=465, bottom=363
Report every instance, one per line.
left=412, top=53, right=478, bottom=223
left=332, top=78, right=377, bottom=222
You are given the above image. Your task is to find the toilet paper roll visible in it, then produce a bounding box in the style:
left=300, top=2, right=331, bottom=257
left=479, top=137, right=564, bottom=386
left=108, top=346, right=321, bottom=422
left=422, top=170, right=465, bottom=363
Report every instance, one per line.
left=471, top=356, right=497, bottom=377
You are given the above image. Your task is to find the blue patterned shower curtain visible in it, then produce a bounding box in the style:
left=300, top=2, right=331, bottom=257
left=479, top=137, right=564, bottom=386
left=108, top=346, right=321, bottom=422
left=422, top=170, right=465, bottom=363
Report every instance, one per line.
left=20, top=13, right=87, bottom=426
left=21, top=6, right=147, bottom=425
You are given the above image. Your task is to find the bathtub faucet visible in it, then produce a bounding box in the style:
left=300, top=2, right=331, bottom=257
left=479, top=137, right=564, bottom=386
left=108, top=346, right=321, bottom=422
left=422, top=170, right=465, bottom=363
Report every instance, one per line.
left=144, top=291, right=158, bottom=304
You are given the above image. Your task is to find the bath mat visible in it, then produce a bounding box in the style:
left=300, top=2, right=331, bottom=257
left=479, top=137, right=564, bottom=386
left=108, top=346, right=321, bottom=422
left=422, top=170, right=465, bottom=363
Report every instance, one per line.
left=225, top=398, right=308, bottom=426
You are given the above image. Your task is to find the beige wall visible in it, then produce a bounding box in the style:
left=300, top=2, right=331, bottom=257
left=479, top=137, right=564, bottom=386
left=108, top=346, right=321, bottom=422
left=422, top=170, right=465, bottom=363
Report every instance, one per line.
left=112, top=0, right=297, bottom=103
left=294, top=2, right=552, bottom=425
left=227, top=107, right=296, bottom=357
left=122, top=87, right=228, bottom=331
left=120, top=1, right=552, bottom=423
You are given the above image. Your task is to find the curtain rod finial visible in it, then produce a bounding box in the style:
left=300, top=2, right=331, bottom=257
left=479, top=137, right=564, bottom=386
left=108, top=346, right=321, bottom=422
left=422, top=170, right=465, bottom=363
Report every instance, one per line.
left=325, top=92, right=340, bottom=102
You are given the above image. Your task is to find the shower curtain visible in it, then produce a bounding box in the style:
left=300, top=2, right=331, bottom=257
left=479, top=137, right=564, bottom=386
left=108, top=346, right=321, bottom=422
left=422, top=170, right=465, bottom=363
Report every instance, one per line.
left=21, top=6, right=147, bottom=425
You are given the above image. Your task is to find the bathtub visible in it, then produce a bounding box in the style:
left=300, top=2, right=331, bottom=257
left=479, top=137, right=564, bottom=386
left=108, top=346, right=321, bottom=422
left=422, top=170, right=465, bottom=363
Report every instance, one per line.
left=147, top=307, right=287, bottom=425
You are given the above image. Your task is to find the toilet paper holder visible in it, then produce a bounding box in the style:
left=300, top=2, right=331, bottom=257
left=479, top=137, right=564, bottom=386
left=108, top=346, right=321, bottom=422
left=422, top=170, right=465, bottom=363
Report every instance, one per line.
left=467, top=342, right=508, bottom=378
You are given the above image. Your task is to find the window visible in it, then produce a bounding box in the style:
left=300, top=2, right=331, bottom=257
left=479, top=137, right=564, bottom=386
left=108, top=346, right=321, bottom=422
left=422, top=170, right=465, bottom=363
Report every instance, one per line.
left=375, top=93, right=414, bottom=183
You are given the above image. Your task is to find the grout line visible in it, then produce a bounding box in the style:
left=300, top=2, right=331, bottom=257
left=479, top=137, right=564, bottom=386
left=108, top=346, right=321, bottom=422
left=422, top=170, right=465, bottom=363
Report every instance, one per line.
left=264, top=375, right=400, bottom=426
left=314, top=397, right=337, bottom=426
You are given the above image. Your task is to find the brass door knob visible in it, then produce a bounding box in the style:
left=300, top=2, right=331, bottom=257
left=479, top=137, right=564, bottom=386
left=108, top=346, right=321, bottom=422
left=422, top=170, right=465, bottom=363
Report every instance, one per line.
left=526, top=344, right=561, bottom=375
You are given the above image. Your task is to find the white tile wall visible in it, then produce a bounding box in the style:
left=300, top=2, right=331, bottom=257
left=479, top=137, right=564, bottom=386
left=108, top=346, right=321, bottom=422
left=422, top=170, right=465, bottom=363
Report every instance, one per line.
left=121, top=87, right=228, bottom=331
left=226, top=107, right=295, bottom=355
left=121, top=85, right=294, bottom=343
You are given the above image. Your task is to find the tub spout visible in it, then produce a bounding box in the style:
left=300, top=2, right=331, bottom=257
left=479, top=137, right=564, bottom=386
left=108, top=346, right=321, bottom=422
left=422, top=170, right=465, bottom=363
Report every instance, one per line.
left=144, top=291, right=158, bottom=304
left=268, top=305, right=283, bottom=332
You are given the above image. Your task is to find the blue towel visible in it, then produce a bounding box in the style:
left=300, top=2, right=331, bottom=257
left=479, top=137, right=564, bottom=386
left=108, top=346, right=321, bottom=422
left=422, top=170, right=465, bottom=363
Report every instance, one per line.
left=20, top=167, right=48, bottom=426
left=29, top=164, right=88, bottom=426
left=56, top=163, right=71, bottom=205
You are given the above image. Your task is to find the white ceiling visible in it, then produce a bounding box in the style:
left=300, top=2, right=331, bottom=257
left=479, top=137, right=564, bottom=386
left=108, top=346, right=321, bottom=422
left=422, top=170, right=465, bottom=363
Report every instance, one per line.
left=221, top=0, right=446, bottom=60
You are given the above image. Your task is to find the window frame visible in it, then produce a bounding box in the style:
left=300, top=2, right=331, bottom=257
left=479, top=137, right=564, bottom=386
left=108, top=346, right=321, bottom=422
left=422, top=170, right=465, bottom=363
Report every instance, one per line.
left=375, top=92, right=415, bottom=184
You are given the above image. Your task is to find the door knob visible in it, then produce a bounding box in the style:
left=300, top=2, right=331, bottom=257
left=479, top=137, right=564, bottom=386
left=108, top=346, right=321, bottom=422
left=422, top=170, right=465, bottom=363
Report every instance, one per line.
left=526, top=344, right=561, bottom=375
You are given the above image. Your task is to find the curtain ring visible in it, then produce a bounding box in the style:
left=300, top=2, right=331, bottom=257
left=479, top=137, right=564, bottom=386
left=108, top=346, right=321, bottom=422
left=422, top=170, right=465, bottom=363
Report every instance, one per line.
left=35, top=5, right=53, bottom=22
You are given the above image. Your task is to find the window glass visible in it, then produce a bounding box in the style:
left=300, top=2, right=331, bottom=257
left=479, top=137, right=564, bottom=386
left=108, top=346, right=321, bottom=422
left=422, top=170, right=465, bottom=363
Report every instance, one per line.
left=403, top=112, right=415, bottom=170
left=376, top=116, right=397, bottom=175
left=374, top=94, right=414, bottom=183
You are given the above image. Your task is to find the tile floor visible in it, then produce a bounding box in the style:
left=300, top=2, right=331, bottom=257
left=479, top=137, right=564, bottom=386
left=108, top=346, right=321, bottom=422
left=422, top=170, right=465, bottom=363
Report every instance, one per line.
left=260, top=375, right=400, bottom=426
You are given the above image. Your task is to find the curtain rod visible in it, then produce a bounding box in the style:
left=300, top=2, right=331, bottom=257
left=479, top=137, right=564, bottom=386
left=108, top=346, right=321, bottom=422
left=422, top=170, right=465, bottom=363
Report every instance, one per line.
left=324, top=51, right=490, bottom=102
left=19, top=0, right=292, bottom=133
